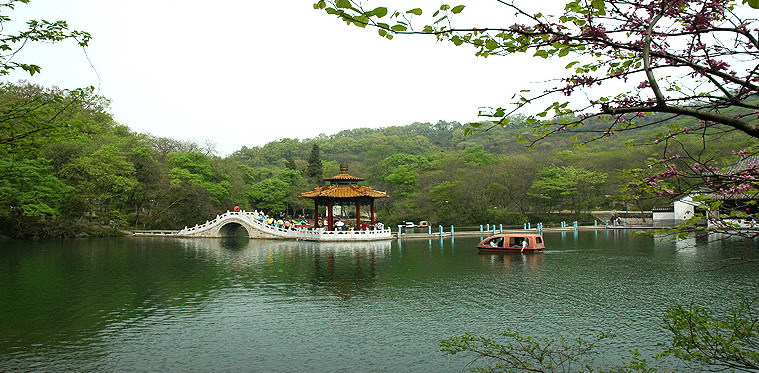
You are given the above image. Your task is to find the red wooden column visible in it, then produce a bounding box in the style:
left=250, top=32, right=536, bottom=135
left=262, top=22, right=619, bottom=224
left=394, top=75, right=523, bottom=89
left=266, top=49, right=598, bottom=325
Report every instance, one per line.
left=327, top=200, right=334, bottom=231
left=313, top=199, right=319, bottom=227
left=370, top=200, right=375, bottom=227
left=355, top=200, right=361, bottom=229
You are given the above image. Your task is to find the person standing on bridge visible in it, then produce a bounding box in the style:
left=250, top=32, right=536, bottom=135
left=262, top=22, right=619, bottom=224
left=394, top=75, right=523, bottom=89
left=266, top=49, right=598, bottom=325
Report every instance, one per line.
left=233, top=205, right=241, bottom=212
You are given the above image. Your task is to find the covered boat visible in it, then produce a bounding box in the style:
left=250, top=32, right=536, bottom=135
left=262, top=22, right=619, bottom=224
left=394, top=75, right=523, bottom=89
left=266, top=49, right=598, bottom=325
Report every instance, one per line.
left=476, top=233, right=545, bottom=252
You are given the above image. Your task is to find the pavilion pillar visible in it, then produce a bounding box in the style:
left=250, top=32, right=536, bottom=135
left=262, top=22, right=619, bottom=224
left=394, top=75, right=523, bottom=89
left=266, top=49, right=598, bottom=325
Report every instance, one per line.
left=327, top=200, right=334, bottom=231
left=370, top=200, right=375, bottom=227
left=355, top=200, right=361, bottom=229
left=313, top=199, right=319, bottom=228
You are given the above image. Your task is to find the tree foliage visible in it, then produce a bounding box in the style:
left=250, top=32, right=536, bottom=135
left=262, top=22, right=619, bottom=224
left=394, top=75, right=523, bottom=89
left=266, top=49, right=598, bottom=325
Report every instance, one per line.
left=660, top=294, right=759, bottom=372
left=440, top=295, right=758, bottom=372
left=0, top=78, right=752, bottom=238
left=313, top=0, right=759, bottom=237
left=314, top=0, right=758, bottom=139
left=0, top=0, right=90, bottom=77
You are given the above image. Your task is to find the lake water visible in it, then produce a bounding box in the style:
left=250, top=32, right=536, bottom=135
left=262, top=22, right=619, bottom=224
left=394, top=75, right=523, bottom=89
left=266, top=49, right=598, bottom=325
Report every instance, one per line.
left=1, top=230, right=757, bottom=372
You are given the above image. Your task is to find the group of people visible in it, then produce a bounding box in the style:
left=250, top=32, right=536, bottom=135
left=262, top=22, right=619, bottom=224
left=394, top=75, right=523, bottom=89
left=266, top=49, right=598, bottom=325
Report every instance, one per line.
left=251, top=210, right=309, bottom=230
left=233, top=205, right=386, bottom=232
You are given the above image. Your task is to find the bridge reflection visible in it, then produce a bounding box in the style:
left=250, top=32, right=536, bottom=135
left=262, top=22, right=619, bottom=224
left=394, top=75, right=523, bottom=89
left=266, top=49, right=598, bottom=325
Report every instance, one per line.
left=175, top=238, right=393, bottom=299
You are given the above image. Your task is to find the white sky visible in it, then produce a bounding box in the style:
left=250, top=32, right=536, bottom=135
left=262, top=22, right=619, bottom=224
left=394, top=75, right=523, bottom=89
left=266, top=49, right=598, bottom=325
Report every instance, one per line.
left=5, top=0, right=569, bottom=155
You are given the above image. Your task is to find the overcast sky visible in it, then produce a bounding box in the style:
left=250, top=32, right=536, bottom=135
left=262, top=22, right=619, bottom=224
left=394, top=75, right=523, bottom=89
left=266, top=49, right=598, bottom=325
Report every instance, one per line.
left=5, top=0, right=567, bottom=155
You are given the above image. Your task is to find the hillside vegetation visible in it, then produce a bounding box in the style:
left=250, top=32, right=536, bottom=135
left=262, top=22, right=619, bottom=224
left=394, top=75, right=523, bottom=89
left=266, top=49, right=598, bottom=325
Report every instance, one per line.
left=1, top=82, right=755, bottom=238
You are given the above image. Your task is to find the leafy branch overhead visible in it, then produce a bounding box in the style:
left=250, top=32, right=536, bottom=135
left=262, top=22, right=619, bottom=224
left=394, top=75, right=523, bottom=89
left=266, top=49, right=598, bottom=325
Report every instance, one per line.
left=314, top=0, right=759, bottom=144
left=0, top=0, right=91, bottom=76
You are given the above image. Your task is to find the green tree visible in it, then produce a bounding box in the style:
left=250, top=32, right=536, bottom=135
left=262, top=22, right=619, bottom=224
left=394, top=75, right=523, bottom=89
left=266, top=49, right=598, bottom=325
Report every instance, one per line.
left=0, top=157, right=70, bottom=236
left=248, top=169, right=302, bottom=214
left=305, top=143, right=323, bottom=184
left=60, top=145, right=137, bottom=225
left=528, top=166, right=607, bottom=213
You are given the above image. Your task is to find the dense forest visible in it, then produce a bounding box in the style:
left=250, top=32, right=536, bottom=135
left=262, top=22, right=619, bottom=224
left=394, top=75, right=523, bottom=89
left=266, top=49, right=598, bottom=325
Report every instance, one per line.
left=1, top=82, right=756, bottom=238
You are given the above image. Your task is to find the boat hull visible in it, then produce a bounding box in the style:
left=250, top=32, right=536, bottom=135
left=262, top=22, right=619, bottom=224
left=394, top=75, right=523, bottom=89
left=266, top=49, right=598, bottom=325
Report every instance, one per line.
left=477, top=246, right=544, bottom=253
left=476, top=233, right=546, bottom=253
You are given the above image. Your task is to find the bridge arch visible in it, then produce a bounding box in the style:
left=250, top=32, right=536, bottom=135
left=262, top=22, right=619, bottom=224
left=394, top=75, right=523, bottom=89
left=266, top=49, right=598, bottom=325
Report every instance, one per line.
left=218, top=221, right=252, bottom=237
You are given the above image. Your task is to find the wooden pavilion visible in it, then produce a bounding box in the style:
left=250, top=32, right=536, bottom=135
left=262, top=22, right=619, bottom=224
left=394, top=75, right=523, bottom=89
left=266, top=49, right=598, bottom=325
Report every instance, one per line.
left=300, top=164, right=389, bottom=230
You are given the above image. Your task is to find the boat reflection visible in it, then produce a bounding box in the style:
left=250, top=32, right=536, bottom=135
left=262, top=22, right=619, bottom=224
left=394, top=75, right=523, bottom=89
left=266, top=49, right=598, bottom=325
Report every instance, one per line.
left=478, top=251, right=545, bottom=270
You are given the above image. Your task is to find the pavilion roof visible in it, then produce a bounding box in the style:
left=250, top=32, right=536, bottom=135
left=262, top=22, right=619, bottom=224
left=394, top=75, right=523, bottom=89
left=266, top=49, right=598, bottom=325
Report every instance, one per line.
left=301, top=163, right=389, bottom=199
left=300, top=184, right=389, bottom=199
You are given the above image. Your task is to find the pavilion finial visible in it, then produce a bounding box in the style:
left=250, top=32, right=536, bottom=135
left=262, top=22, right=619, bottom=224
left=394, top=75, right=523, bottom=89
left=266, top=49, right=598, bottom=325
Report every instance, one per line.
left=339, top=163, right=349, bottom=174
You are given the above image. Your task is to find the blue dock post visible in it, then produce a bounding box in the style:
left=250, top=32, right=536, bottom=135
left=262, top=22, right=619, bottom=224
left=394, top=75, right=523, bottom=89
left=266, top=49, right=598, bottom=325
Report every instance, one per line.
left=499, top=223, right=503, bottom=233
left=480, top=225, right=483, bottom=232
left=594, top=220, right=598, bottom=226
left=397, top=225, right=402, bottom=236
left=450, top=225, right=455, bottom=236
left=573, top=221, right=578, bottom=230
left=439, top=225, right=443, bottom=236
left=493, top=226, right=496, bottom=235
left=523, top=223, right=527, bottom=230
left=528, top=222, right=532, bottom=230
left=428, top=225, right=432, bottom=235
left=486, top=223, right=490, bottom=231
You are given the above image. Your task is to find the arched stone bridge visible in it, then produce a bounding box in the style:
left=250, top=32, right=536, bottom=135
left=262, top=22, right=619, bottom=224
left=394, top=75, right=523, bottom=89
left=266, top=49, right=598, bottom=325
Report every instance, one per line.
left=171, top=211, right=392, bottom=241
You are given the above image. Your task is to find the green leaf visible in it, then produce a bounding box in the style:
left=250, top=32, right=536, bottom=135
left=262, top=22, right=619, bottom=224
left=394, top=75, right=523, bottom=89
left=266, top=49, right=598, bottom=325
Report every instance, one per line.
left=372, top=7, right=388, bottom=17
left=591, top=0, right=605, bottom=12
left=19, top=64, right=41, bottom=75
left=451, top=5, right=465, bottom=14
left=743, top=0, right=759, bottom=8
left=485, top=38, right=498, bottom=51
left=335, top=0, right=351, bottom=8
left=391, top=24, right=407, bottom=32
left=406, top=8, right=422, bottom=15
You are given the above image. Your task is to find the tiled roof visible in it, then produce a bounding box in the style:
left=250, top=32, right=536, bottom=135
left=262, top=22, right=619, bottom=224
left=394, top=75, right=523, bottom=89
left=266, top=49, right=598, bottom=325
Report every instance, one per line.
left=727, top=155, right=759, bottom=174
left=324, top=173, right=365, bottom=182
left=301, top=184, right=389, bottom=199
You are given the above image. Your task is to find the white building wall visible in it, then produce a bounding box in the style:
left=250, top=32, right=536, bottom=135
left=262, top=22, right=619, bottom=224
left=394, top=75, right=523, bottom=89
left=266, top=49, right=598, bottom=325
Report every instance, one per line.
left=674, top=195, right=696, bottom=221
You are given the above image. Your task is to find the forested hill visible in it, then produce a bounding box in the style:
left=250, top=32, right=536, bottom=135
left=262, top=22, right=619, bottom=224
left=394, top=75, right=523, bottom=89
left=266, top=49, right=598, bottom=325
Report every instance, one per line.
left=1, top=82, right=756, bottom=238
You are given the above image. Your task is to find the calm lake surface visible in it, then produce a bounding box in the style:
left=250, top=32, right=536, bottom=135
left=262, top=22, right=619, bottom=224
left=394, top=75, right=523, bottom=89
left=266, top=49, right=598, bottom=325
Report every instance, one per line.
left=1, top=230, right=757, bottom=372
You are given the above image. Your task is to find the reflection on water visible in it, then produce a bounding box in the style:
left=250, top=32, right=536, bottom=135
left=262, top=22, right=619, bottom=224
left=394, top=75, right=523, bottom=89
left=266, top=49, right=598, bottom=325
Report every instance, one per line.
left=478, top=252, right=545, bottom=271
left=174, top=237, right=393, bottom=299
left=0, top=232, right=756, bottom=372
